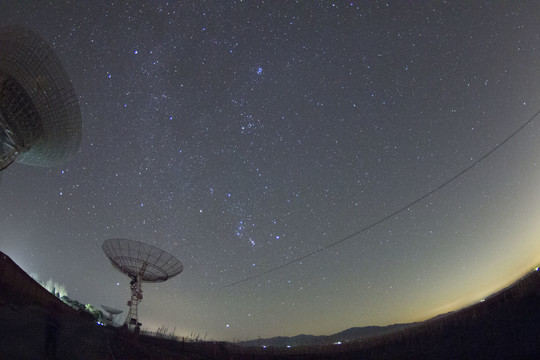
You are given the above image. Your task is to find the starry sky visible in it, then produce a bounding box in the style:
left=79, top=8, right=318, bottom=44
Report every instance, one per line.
left=2, top=1, right=540, bottom=342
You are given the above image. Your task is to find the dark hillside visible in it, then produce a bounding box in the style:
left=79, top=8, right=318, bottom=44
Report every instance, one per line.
left=0, top=251, right=74, bottom=311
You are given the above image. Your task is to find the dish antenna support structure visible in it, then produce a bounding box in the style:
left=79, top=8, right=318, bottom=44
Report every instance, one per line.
left=102, top=238, right=183, bottom=332
left=0, top=26, right=81, bottom=171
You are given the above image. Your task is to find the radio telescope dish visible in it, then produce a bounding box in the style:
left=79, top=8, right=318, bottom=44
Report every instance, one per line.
left=101, top=304, right=123, bottom=315
left=102, top=238, right=183, bottom=331
left=0, top=26, right=82, bottom=171
left=101, top=305, right=123, bottom=327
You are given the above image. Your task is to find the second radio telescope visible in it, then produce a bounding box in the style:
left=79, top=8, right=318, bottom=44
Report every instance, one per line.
left=101, top=304, right=123, bottom=327
left=102, top=238, right=183, bottom=331
left=0, top=26, right=82, bottom=171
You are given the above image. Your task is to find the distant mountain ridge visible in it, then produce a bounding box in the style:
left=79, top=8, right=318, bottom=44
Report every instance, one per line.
left=240, top=267, right=540, bottom=357
left=239, top=323, right=416, bottom=347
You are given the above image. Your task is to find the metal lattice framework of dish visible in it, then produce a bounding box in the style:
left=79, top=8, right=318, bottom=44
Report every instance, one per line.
left=0, top=25, right=82, bottom=171
left=102, top=238, right=183, bottom=330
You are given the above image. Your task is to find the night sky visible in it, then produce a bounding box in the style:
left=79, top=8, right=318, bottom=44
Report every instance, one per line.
left=2, top=1, right=540, bottom=342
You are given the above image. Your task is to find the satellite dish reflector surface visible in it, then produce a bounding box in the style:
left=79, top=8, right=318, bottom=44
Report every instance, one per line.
left=102, top=238, right=183, bottom=282
left=101, top=304, right=123, bottom=315
left=0, top=26, right=81, bottom=171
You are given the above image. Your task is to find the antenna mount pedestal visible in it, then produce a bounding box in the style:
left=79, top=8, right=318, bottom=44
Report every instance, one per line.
left=125, top=274, right=143, bottom=330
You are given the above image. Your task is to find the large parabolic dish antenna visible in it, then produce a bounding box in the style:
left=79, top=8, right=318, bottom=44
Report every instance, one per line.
left=0, top=26, right=82, bottom=171
left=102, top=238, right=183, bottom=331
